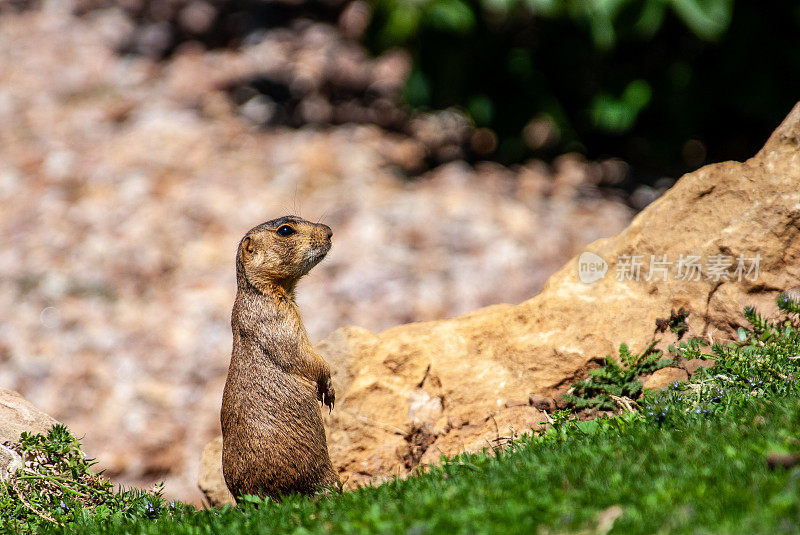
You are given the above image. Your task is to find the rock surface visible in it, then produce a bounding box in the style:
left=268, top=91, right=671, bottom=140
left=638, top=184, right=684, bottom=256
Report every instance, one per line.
left=642, top=367, right=689, bottom=390
left=0, top=388, right=60, bottom=444
left=0, top=446, right=22, bottom=482
left=195, top=104, right=800, bottom=503
left=197, top=437, right=235, bottom=506
left=0, top=388, right=60, bottom=481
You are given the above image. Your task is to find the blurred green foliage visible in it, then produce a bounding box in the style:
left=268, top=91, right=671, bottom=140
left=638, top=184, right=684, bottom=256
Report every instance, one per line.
left=365, top=0, right=800, bottom=179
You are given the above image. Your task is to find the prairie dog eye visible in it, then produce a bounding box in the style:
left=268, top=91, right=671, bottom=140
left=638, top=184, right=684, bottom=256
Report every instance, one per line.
left=276, top=225, right=296, bottom=237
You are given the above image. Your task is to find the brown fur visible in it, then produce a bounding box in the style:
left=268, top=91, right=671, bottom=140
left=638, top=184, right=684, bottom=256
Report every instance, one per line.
left=221, top=216, right=338, bottom=501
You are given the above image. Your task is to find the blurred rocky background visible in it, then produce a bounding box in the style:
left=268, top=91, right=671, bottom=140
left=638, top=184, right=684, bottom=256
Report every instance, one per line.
left=1, top=0, right=796, bottom=503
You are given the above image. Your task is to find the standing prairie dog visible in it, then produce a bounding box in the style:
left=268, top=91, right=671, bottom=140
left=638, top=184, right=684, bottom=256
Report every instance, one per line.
left=221, top=216, right=338, bottom=501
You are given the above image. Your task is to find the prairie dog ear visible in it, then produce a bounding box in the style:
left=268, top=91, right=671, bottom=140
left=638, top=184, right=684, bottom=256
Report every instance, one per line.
left=242, top=236, right=255, bottom=256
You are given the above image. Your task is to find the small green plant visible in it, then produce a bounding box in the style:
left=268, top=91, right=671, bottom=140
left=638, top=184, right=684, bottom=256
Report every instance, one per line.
left=566, top=292, right=800, bottom=414
left=669, top=335, right=709, bottom=360
left=743, top=305, right=770, bottom=334
left=0, top=425, right=178, bottom=532
left=777, top=292, right=800, bottom=315
left=642, top=292, right=800, bottom=426
left=563, top=341, right=672, bottom=411
left=655, top=307, right=690, bottom=339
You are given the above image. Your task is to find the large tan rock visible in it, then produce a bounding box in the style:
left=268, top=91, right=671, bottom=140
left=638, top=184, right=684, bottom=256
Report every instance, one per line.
left=199, top=104, right=800, bottom=504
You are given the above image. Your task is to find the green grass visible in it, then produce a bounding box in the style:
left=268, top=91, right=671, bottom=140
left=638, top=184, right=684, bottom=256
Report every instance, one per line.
left=65, top=399, right=800, bottom=534
left=7, top=294, right=800, bottom=534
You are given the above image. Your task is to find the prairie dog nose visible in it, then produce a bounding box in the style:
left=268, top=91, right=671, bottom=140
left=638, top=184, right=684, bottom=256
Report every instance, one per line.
left=320, top=224, right=333, bottom=240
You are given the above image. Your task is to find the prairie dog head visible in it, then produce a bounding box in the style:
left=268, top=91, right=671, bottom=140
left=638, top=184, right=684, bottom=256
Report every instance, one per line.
left=236, top=216, right=332, bottom=294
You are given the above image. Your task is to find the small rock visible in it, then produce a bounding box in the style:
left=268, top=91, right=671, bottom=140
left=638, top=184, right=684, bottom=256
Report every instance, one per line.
left=0, top=445, right=22, bottom=481
left=197, top=436, right=235, bottom=507
left=528, top=394, right=556, bottom=412
left=642, top=367, right=689, bottom=390
left=682, top=358, right=715, bottom=377
left=178, top=1, right=216, bottom=35
left=766, top=451, right=800, bottom=470
left=338, top=1, right=371, bottom=40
